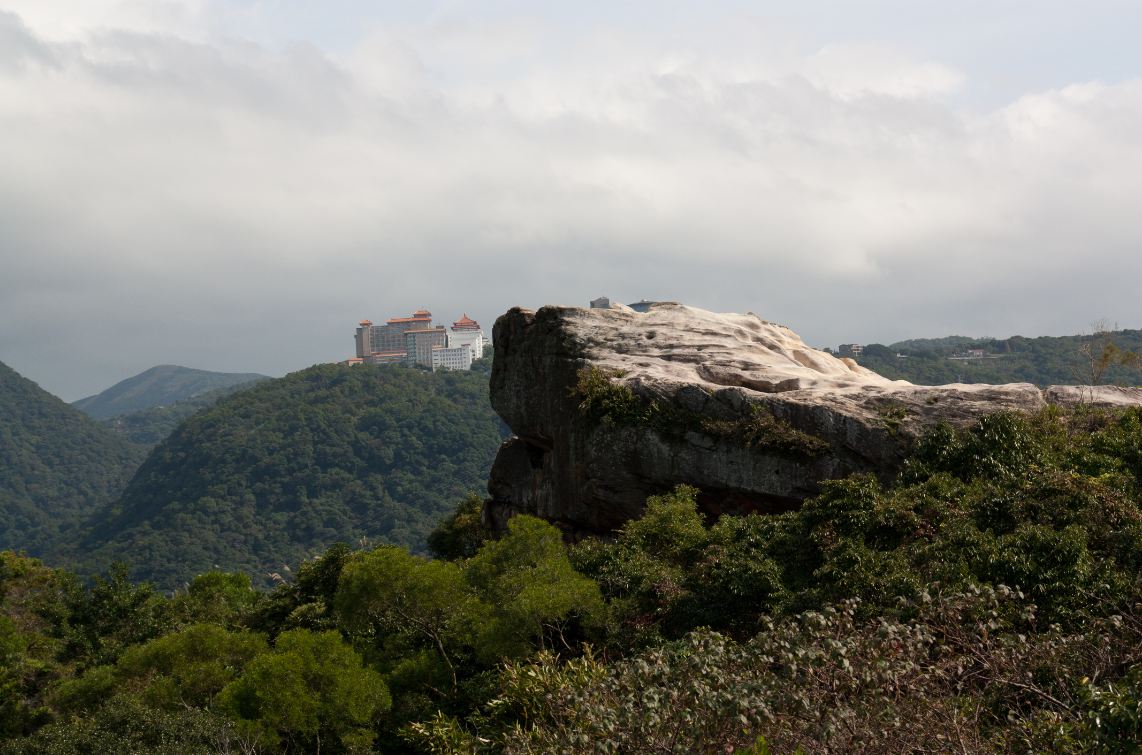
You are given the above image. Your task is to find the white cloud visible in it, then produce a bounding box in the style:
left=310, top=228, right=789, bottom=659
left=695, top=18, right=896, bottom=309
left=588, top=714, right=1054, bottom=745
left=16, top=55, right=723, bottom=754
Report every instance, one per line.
left=1, top=7, right=1141, bottom=398
left=0, top=0, right=210, bottom=41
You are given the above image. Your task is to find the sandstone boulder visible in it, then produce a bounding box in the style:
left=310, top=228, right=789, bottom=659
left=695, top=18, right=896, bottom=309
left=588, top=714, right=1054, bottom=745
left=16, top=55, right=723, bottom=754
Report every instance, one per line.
left=486, top=302, right=1142, bottom=535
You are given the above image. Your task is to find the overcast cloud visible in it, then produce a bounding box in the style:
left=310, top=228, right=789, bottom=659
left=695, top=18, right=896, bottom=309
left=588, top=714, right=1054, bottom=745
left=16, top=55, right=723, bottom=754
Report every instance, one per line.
left=2, top=1, right=1141, bottom=400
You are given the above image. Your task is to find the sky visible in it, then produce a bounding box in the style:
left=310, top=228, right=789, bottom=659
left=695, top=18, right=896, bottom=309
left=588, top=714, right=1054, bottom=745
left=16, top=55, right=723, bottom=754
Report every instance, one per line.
left=2, top=1, right=1141, bottom=400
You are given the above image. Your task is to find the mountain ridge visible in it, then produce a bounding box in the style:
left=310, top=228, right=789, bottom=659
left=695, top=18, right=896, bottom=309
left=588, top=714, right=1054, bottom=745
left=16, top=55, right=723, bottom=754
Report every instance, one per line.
left=72, top=364, right=269, bottom=420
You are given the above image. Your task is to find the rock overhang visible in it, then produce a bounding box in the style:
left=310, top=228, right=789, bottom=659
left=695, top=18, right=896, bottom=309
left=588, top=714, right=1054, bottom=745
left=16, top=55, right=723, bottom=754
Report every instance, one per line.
left=486, top=302, right=1142, bottom=535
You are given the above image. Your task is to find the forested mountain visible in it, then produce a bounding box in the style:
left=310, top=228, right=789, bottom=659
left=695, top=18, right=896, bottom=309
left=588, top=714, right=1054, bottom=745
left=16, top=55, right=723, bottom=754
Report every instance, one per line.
left=72, top=365, right=268, bottom=420
left=0, top=361, right=145, bottom=559
left=79, top=364, right=509, bottom=589
left=99, top=383, right=264, bottom=449
left=855, top=328, right=1142, bottom=386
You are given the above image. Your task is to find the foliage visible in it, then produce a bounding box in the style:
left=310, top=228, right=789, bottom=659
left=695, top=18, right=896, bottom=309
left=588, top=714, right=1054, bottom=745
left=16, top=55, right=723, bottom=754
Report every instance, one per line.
left=0, top=361, right=145, bottom=560
left=1073, top=320, right=1142, bottom=388
left=1079, top=663, right=1142, bottom=752
left=166, top=572, right=263, bottom=629
left=572, top=486, right=789, bottom=646
left=336, top=516, right=603, bottom=743
left=114, top=624, right=267, bottom=710
left=573, top=367, right=654, bottom=427
left=427, top=493, right=494, bottom=561
left=248, top=543, right=352, bottom=638
left=495, top=586, right=1142, bottom=753
left=573, top=367, right=828, bottom=456
left=466, top=516, right=604, bottom=660
left=3, top=694, right=256, bottom=755
left=79, top=364, right=509, bottom=589
left=217, top=629, right=390, bottom=753
left=698, top=405, right=831, bottom=457
left=52, top=563, right=169, bottom=670
left=336, top=546, right=488, bottom=695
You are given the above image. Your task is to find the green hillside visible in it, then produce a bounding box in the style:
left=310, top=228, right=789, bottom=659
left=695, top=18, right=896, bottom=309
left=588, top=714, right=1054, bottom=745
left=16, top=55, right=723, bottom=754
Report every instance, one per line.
left=80, top=364, right=509, bottom=589
left=854, top=328, right=1142, bottom=386
left=73, top=365, right=268, bottom=420
left=99, top=383, right=264, bottom=449
left=0, top=361, right=145, bottom=559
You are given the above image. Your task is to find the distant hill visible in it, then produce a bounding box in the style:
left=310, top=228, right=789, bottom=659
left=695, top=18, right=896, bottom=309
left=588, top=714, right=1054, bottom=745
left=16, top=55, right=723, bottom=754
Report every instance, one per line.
left=81, top=363, right=509, bottom=589
left=854, top=329, right=1142, bottom=386
left=72, top=365, right=268, bottom=420
left=100, top=383, right=265, bottom=449
left=0, top=361, right=145, bottom=558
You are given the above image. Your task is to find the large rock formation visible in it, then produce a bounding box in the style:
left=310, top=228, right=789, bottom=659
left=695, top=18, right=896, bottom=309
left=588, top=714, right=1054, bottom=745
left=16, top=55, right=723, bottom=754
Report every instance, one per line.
left=487, top=302, right=1142, bottom=535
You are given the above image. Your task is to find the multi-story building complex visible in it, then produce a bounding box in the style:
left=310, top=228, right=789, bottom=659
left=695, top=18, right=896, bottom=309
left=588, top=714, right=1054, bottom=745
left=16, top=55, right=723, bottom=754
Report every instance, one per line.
left=355, top=310, right=435, bottom=359
left=349, top=309, right=487, bottom=371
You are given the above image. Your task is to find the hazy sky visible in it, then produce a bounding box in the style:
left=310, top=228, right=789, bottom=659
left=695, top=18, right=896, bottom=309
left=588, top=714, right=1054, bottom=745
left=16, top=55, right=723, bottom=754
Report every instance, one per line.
left=2, top=1, right=1141, bottom=400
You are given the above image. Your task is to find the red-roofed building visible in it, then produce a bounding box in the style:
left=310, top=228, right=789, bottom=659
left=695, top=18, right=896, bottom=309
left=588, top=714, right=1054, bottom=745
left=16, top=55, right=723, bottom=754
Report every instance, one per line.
left=448, top=314, right=485, bottom=362
left=352, top=309, right=485, bottom=370
left=452, top=313, right=480, bottom=330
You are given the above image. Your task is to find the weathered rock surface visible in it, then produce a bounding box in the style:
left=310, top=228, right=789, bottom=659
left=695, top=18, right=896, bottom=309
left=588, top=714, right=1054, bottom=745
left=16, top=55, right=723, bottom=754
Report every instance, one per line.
left=487, top=302, right=1142, bottom=535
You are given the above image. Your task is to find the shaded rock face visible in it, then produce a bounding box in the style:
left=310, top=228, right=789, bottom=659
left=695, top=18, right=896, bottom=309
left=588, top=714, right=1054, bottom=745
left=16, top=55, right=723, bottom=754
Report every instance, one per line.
left=487, top=303, right=1142, bottom=536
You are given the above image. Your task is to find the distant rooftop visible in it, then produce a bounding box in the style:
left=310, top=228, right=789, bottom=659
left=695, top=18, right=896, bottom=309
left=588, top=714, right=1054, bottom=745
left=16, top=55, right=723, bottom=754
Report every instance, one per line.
left=452, top=313, right=480, bottom=330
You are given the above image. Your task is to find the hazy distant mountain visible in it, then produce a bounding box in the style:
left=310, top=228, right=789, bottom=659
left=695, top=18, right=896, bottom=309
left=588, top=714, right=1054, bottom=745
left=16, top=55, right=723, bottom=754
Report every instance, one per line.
left=72, top=365, right=269, bottom=420
left=0, top=360, right=145, bottom=558
left=81, top=363, right=509, bottom=589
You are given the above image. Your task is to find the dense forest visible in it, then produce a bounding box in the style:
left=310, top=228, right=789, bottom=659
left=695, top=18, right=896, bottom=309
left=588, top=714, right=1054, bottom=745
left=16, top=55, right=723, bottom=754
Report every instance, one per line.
left=0, top=362, right=144, bottom=560
left=78, top=363, right=509, bottom=590
left=853, top=327, right=1142, bottom=386
left=3, top=405, right=1142, bottom=752
left=98, top=382, right=267, bottom=449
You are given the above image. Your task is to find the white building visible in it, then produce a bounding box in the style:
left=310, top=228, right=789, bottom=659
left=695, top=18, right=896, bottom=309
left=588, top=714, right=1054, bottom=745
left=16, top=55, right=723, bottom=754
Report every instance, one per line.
left=432, top=344, right=474, bottom=371
left=448, top=314, right=485, bottom=361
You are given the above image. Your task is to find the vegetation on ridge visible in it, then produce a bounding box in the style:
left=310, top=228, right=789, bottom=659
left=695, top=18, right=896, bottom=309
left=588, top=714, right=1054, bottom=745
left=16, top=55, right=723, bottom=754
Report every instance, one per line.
left=855, top=326, right=1142, bottom=386
left=573, top=365, right=829, bottom=456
